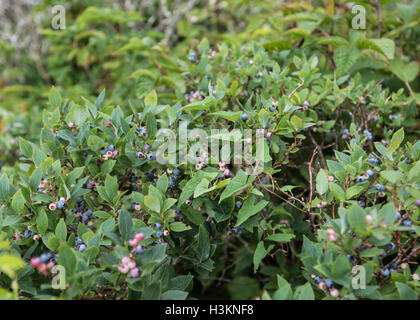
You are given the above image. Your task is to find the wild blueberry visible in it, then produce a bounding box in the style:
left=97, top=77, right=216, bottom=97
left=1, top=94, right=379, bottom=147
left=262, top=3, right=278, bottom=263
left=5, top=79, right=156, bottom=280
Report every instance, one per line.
left=241, top=113, right=249, bottom=121
left=173, top=168, right=181, bottom=176
left=366, top=169, right=374, bottom=177
left=108, top=145, right=114, bottom=151
left=76, top=236, right=83, bottom=245
left=358, top=200, right=365, bottom=208
left=144, top=144, right=150, bottom=152
left=269, top=105, right=275, bottom=112
left=155, top=222, right=161, bottom=229
left=57, top=200, right=65, bottom=209
left=24, top=230, right=34, bottom=238
left=374, top=184, right=386, bottom=192
left=396, top=211, right=401, bottom=219
left=82, top=214, right=89, bottom=222
left=325, top=278, right=333, bottom=288
left=381, top=268, right=390, bottom=277
left=79, top=244, right=86, bottom=252
left=343, top=128, right=349, bottom=134
left=85, top=209, right=93, bottom=216
left=147, top=153, right=156, bottom=161
left=40, top=253, right=51, bottom=263
left=135, top=245, right=145, bottom=255
left=236, top=201, right=242, bottom=209
left=137, top=151, right=144, bottom=158
left=356, top=176, right=365, bottom=183
left=100, top=149, right=107, bottom=155
left=386, top=242, right=396, bottom=251
left=314, top=276, right=322, bottom=284
left=156, top=230, right=163, bottom=238
left=402, top=220, right=412, bottom=227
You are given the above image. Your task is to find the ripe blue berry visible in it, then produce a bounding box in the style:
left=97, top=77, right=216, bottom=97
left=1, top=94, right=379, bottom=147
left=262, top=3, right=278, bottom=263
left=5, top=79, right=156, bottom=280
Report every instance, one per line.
left=57, top=200, right=65, bottom=209
left=356, top=176, right=365, bottom=183
left=402, top=220, right=412, bottom=227
left=314, top=276, right=322, bottom=284
left=137, top=151, right=144, bottom=158
left=235, top=201, right=242, bottom=209
left=147, top=153, right=156, bottom=161
left=156, top=230, right=163, bottom=238
left=79, top=244, right=86, bottom=252
left=155, top=223, right=162, bottom=230
left=366, top=169, right=374, bottom=177
left=374, top=184, right=386, bottom=192
left=381, top=268, right=390, bottom=277
left=173, top=168, right=181, bottom=176
left=269, top=105, right=275, bottom=112
left=325, top=278, right=333, bottom=288
left=396, top=211, right=401, bottom=219
left=40, top=253, right=51, bottom=263
left=386, top=242, right=396, bottom=251
left=82, top=214, right=88, bottom=222
left=108, top=145, right=114, bottom=151
left=241, top=113, right=249, bottom=121
left=358, top=200, right=365, bottom=208
left=135, top=245, right=145, bottom=255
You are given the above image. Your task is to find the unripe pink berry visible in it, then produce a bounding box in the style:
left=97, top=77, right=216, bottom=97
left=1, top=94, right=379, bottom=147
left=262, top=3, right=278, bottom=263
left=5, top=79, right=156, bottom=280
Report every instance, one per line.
left=106, top=151, right=113, bottom=157
left=118, top=264, right=129, bottom=273
left=266, top=132, right=272, bottom=138
left=328, top=176, right=334, bottom=182
left=130, top=267, right=139, bottom=278
left=224, top=169, right=230, bottom=176
left=127, top=260, right=136, bottom=270
left=47, top=261, right=55, bottom=269
left=135, top=232, right=144, bottom=241
left=38, top=263, right=48, bottom=273
left=30, top=257, right=41, bottom=268
left=134, top=204, right=141, bottom=211
left=68, top=122, right=74, bottom=128
left=113, top=150, right=119, bottom=157
left=330, top=288, right=339, bottom=297
left=49, top=203, right=57, bottom=211
left=366, top=214, right=373, bottom=223
left=121, top=256, right=131, bottom=265
left=129, top=238, right=138, bottom=247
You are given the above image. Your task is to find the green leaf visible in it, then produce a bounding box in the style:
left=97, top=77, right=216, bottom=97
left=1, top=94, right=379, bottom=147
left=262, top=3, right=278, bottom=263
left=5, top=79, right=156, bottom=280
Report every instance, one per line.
left=0, top=174, right=10, bottom=201
left=235, top=195, right=268, bottom=226
left=55, top=218, right=67, bottom=241
left=119, top=209, right=133, bottom=241
left=348, top=204, right=367, bottom=231
left=58, top=245, right=77, bottom=276
left=145, top=89, right=157, bottom=108
left=196, top=225, right=210, bottom=262
left=181, top=96, right=216, bottom=111
left=161, top=290, right=188, bottom=300
left=316, top=169, right=328, bottom=195
left=105, top=174, right=118, bottom=202
left=156, top=174, right=169, bottom=194
left=253, top=241, right=274, bottom=273
left=389, top=59, right=420, bottom=82
left=19, top=137, right=33, bottom=158
left=219, top=170, right=248, bottom=203
left=329, top=182, right=345, bottom=202
left=144, top=195, right=161, bottom=213
left=265, top=233, right=296, bottom=243
left=36, top=209, right=48, bottom=235
left=169, top=222, right=192, bottom=232
left=11, top=190, right=25, bottom=214
left=395, top=282, right=418, bottom=300
left=49, top=87, right=61, bottom=108
left=295, top=282, right=315, bottom=300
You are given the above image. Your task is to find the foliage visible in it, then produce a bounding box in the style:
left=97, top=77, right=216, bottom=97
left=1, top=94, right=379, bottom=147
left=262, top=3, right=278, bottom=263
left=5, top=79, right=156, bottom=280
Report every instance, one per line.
left=0, top=0, right=419, bottom=300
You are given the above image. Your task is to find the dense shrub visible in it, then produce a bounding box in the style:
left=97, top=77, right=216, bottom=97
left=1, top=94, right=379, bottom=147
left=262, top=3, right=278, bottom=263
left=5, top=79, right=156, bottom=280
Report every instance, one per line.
left=0, top=1, right=419, bottom=300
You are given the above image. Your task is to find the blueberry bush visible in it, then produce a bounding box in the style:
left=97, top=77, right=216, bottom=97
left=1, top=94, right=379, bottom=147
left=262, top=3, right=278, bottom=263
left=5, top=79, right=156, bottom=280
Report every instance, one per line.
left=0, top=0, right=419, bottom=300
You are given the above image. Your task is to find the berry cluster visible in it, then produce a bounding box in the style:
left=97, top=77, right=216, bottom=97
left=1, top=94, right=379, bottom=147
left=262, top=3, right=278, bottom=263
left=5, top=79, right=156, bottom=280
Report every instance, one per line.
left=100, top=144, right=119, bottom=160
